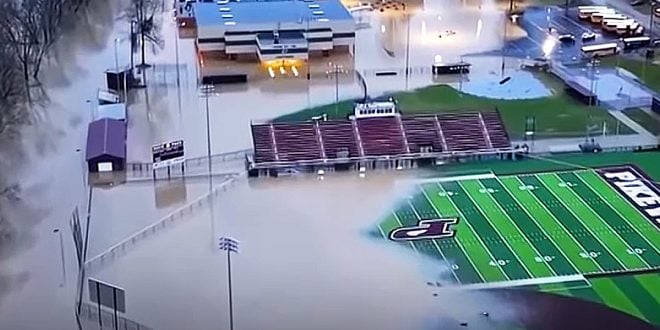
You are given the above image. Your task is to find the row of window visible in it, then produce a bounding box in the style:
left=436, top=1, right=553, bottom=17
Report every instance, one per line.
left=358, top=108, right=395, bottom=115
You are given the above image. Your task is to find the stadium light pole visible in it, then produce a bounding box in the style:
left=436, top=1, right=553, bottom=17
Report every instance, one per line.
left=327, top=63, right=340, bottom=118
left=201, top=84, right=214, bottom=176
left=218, top=237, right=240, bottom=330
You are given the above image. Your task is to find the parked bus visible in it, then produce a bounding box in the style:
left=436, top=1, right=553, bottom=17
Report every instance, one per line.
left=602, top=17, right=635, bottom=27
left=616, top=24, right=644, bottom=37
left=578, top=7, right=611, bottom=20
left=581, top=42, right=620, bottom=57
left=590, top=11, right=622, bottom=23
left=622, top=36, right=651, bottom=50
left=603, top=19, right=638, bottom=32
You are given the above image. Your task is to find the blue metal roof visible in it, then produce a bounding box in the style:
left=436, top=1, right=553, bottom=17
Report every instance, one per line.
left=194, top=0, right=353, bottom=27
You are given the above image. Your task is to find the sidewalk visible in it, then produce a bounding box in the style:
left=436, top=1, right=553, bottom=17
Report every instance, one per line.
left=516, top=133, right=658, bottom=153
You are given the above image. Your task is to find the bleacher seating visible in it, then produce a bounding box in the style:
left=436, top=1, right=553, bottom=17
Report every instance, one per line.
left=251, top=111, right=511, bottom=164
left=356, top=117, right=407, bottom=156
left=481, top=112, right=511, bottom=149
left=319, top=121, right=360, bottom=158
left=251, top=124, right=276, bottom=163
left=272, top=123, right=321, bottom=161
left=401, top=116, right=443, bottom=153
left=438, top=113, right=490, bottom=151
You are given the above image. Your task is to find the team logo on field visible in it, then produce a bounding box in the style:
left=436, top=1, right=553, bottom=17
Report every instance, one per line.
left=389, top=218, right=459, bottom=241
left=599, top=165, right=660, bottom=229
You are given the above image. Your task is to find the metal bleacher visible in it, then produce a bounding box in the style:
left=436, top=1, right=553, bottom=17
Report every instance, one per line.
left=250, top=111, right=512, bottom=169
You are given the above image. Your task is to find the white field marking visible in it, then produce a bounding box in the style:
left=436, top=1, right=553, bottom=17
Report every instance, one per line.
left=535, top=173, right=631, bottom=269
left=474, top=179, right=559, bottom=277
left=551, top=172, right=651, bottom=268
left=459, top=181, right=537, bottom=280
left=459, top=274, right=587, bottom=291
left=392, top=211, right=418, bottom=253
left=496, top=176, right=585, bottom=276
left=434, top=182, right=510, bottom=281
left=420, top=185, right=482, bottom=284
left=571, top=173, right=660, bottom=258
left=412, top=173, right=496, bottom=185
left=509, top=176, right=604, bottom=273
left=407, top=199, right=462, bottom=284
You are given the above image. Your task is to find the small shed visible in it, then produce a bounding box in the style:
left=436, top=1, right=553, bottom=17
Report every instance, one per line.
left=96, top=103, right=127, bottom=121
left=86, top=119, right=127, bottom=173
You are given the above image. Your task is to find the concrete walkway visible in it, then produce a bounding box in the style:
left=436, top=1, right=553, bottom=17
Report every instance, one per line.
left=609, top=110, right=656, bottom=137
left=514, top=133, right=658, bottom=153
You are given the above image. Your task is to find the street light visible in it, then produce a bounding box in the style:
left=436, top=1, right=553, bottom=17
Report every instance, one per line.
left=218, top=237, right=240, bottom=330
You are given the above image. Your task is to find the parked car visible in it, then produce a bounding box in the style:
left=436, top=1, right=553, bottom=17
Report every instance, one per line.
left=558, top=34, right=576, bottom=44
left=582, top=32, right=597, bottom=41
left=630, top=0, right=645, bottom=6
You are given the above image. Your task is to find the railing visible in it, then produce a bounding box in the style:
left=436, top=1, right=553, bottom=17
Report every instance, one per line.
left=249, top=147, right=518, bottom=169
left=126, top=149, right=253, bottom=173
left=84, top=174, right=244, bottom=273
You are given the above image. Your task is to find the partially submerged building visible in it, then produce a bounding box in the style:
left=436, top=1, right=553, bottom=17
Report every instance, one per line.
left=193, top=0, right=356, bottom=63
left=86, top=118, right=127, bottom=173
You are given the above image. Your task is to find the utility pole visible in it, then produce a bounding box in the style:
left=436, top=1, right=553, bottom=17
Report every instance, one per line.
left=218, top=237, right=240, bottom=330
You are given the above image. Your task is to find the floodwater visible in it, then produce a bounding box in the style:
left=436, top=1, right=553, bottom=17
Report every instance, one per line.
left=459, top=57, right=552, bottom=99
left=0, top=0, right=527, bottom=328
left=90, top=172, right=521, bottom=330
left=125, top=0, right=510, bottom=160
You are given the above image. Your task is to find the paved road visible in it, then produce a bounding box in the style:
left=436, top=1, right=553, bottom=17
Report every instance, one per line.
left=604, top=0, right=660, bottom=35
left=482, top=4, right=659, bottom=61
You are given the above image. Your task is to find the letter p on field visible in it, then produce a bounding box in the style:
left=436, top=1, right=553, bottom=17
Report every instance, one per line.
left=604, top=171, right=637, bottom=181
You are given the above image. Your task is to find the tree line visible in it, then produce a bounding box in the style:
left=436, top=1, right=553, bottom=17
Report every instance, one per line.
left=0, top=0, right=94, bottom=137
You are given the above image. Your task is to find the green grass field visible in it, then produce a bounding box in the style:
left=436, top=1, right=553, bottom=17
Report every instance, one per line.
left=600, top=57, right=660, bottom=93
left=374, top=163, right=660, bottom=324
left=275, top=84, right=635, bottom=139
left=623, top=108, right=660, bottom=136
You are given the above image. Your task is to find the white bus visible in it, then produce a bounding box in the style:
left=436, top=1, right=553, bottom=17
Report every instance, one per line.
left=578, top=7, right=611, bottom=19
left=622, top=36, right=651, bottom=50
left=602, top=17, right=634, bottom=27
left=615, top=24, right=643, bottom=37
left=581, top=43, right=620, bottom=57
left=603, top=19, right=638, bottom=32
left=589, top=10, right=620, bottom=23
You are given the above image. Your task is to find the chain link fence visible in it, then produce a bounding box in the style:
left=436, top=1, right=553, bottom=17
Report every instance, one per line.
left=84, top=174, right=243, bottom=274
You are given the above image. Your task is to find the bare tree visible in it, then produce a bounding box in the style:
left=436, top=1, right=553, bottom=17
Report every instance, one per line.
left=31, top=0, right=65, bottom=79
left=124, top=0, right=165, bottom=69
left=0, top=0, right=66, bottom=99
left=0, top=25, right=27, bottom=136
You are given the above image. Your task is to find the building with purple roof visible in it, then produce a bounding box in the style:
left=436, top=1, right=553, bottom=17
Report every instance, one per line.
left=86, top=118, right=127, bottom=173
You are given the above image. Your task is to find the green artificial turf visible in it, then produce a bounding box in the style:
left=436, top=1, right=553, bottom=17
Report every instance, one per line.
left=427, top=150, right=660, bottom=179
